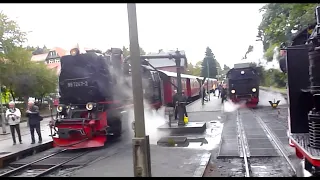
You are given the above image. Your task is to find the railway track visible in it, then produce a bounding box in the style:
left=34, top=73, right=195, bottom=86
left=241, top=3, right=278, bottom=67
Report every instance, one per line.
left=235, top=109, right=296, bottom=177
left=0, top=148, right=90, bottom=177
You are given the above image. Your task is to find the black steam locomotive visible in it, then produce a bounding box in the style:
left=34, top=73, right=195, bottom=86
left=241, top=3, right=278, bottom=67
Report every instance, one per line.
left=279, top=6, right=320, bottom=176
left=226, top=63, right=260, bottom=108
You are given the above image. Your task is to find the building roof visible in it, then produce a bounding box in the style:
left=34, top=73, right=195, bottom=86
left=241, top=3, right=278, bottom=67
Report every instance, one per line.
left=31, top=53, right=49, bottom=62
left=47, top=63, right=61, bottom=75
left=51, top=47, right=67, bottom=57
left=146, top=50, right=187, bottom=68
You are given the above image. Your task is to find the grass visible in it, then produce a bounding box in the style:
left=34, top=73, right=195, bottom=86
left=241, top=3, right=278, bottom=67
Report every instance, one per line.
left=260, top=86, right=287, bottom=94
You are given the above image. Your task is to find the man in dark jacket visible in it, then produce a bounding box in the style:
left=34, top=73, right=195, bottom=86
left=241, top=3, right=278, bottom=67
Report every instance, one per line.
left=172, top=90, right=179, bottom=120
left=181, top=91, right=188, bottom=118
left=173, top=90, right=188, bottom=120
left=26, top=101, right=42, bottom=144
left=220, top=84, right=228, bottom=104
left=217, top=83, right=223, bottom=98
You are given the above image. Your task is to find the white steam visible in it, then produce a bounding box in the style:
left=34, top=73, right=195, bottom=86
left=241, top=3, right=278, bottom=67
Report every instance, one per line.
left=258, top=90, right=287, bottom=106
left=127, top=101, right=169, bottom=145
left=222, top=100, right=245, bottom=112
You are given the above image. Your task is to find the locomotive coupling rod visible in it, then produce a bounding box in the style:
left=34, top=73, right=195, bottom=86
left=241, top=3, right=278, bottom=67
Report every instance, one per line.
left=127, top=3, right=152, bottom=177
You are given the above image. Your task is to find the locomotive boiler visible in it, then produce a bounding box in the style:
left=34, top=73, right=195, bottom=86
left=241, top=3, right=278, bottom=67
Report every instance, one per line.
left=226, top=63, right=260, bottom=107
left=50, top=47, right=130, bottom=149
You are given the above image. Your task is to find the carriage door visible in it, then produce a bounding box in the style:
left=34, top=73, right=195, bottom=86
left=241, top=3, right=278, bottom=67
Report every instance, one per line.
left=151, top=71, right=162, bottom=105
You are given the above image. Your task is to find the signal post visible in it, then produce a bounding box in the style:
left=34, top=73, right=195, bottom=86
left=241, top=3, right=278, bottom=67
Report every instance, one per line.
left=127, top=3, right=152, bottom=177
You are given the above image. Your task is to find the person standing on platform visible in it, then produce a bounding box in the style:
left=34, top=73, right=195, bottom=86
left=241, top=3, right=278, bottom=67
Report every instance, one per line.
left=5, top=101, right=22, bottom=145
left=217, top=83, right=223, bottom=98
left=26, top=101, right=42, bottom=144
left=172, top=90, right=179, bottom=120
left=220, top=84, right=228, bottom=104
left=181, top=91, right=188, bottom=118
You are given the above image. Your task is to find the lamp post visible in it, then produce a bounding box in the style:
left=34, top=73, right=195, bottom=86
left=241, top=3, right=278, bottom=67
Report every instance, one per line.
left=127, top=3, right=152, bottom=177
left=206, top=59, right=210, bottom=101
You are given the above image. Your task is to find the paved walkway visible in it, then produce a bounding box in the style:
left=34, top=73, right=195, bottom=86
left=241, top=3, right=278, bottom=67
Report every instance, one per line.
left=70, top=144, right=210, bottom=177
left=187, top=94, right=222, bottom=113
left=0, top=117, right=53, bottom=157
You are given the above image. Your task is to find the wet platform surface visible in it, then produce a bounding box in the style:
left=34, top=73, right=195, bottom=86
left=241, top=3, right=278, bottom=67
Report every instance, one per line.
left=70, top=144, right=211, bottom=177
left=158, top=122, right=206, bottom=130
left=187, top=94, right=222, bottom=113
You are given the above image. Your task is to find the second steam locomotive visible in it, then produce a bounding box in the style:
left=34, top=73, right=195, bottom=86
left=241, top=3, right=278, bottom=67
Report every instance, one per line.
left=226, top=62, right=260, bottom=107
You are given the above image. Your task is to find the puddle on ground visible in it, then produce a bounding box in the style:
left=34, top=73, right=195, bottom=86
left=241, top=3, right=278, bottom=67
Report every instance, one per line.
left=157, top=121, right=224, bottom=150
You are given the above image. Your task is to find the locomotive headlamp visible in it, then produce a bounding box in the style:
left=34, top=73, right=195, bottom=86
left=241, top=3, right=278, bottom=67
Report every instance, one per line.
left=86, top=102, right=95, bottom=111
left=231, top=90, right=236, bottom=94
left=70, top=48, right=80, bottom=56
left=252, top=88, right=257, bottom=92
left=241, top=71, right=245, bottom=75
left=57, top=105, right=64, bottom=113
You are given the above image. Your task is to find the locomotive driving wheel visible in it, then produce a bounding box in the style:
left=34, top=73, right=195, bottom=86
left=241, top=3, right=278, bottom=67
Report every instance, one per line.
left=107, top=117, right=122, bottom=138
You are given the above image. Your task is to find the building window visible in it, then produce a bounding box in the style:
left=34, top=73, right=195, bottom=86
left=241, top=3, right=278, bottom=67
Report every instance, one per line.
left=48, top=60, right=53, bottom=64
left=55, top=59, right=60, bottom=63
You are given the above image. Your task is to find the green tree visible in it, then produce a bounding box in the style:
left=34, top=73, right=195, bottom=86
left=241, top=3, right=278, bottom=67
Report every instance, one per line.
left=201, top=47, right=218, bottom=78
left=186, top=61, right=202, bottom=76
left=121, top=46, right=146, bottom=58
left=242, top=45, right=254, bottom=60
left=257, top=3, right=317, bottom=61
left=33, top=63, right=58, bottom=105
left=219, top=64, right=231, bottom=79
left=0, top=11, right=58, bottom=105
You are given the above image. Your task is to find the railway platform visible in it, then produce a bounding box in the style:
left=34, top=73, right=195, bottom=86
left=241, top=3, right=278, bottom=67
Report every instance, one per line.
left=0, top=117, right=53, bottom=168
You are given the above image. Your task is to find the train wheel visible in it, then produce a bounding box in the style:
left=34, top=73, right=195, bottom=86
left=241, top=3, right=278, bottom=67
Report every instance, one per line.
left=108, top=118, right=122, bottom=138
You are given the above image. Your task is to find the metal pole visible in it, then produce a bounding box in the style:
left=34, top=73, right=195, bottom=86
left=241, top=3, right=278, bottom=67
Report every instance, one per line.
left=127, top=3, right=152, bottom=177
left=0, top=82, right=7, bottom=134
left=217, top=67, right=219, bottom=81
left=206, top=59, right=210, bottom=101
left=175, top=52, right=185, bottom=126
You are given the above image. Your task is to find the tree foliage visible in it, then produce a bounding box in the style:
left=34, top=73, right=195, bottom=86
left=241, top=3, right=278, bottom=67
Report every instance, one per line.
left=0, top=11, right=58, bottom=102
left=257, top=3, right=317, bottom=61
left=121, top=46, right=146, bottom=58
left=32, top=45, right=50, bottom=55
left=186, top=61, right=201, bottom=76
left=242, top=45, right=254, bottom=60
left=201, top=47, right=220, bottom=78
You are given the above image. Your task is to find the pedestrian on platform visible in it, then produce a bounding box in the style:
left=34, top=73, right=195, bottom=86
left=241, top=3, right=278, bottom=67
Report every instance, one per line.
left=5, top=101, right=22, bottom=145
left=217, top=83, right=223, bottom=98
left=181, top=91, right=188, bottom=118
left=26, top=101, right=43, bottom=144
left=172, top=90, right=179, bottom=120
left=220, top=84, right=228, bottom=104
left=213, top=83, right=217, bottom=96
left=202, top=84, right=207, bottom=102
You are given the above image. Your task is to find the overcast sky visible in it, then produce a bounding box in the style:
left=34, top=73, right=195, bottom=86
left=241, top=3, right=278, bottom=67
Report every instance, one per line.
left=1, top=3, right=271, bottom=68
